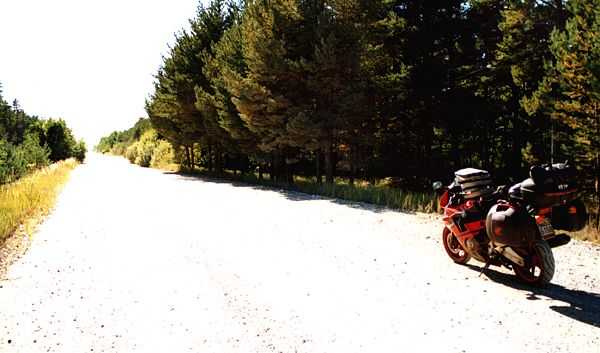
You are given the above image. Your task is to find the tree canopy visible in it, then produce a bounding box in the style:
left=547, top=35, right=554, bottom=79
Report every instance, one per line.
left=0, top=83, right=86, bottom=184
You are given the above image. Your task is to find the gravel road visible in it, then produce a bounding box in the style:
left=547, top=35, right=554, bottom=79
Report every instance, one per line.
left=1, top=153, right=599, bottom=353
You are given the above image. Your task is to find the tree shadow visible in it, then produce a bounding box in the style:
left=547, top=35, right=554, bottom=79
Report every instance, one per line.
left=164, top=171, right=411, bottom=215
left=463, top=264, right=600, bottom=328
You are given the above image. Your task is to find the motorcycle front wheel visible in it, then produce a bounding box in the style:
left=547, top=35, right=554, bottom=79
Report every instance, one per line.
left=442, top=227, right=471, bottom=264
left=513, top=239, right=555, bottom=287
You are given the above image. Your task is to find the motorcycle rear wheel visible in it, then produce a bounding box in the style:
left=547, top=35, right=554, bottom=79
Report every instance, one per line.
left=513, top=239, right=555, bottom=287
left=442, top=227, right=471, bottom=264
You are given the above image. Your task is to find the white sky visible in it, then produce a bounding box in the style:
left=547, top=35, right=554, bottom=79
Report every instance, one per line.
left=0, top=0, right=202, bottom=145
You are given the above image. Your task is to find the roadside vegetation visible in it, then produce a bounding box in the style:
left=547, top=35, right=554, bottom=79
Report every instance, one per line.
left=95, top=118, right=177, bottom=170
left=199, top=170, right=440, bottom=214
left=0, top=83, right=86, bottom=185
left=97, top=118, right=438, bottom=212
left=0, top=82, right=85, bottom=245
left=99, top=0, right=598, bottom=242
left=0, top=159, right=78, bottom=244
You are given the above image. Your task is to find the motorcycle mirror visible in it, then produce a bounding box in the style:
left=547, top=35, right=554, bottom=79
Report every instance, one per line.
left=432, top=181, right=443, bottom=191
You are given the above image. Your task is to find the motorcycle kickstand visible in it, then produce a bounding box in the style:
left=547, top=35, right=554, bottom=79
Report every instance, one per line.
left=479, top=259, right=492, bottom=277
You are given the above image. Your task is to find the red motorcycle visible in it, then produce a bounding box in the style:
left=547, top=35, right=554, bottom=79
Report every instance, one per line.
left=434, top=163, right=587, bottom=286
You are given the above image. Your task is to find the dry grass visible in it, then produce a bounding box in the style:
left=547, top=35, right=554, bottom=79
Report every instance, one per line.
left=0, top=159, right=78, bottom=244
left=571, top=223, right=600, bottom=244
left=181, top=169, right=439, bottom=214
left=291, top=179, right=439, bottom=213
left=570, top=201, right=600, bottom=244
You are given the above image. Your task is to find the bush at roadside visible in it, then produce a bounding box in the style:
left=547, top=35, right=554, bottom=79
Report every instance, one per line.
left=134, top=130, right=159, bottom=167
left=72, top=141, right=87, bottom=163
left=125, top=144, right=138, bottom=164
left=151, top=140, right=176, bottom=169
left=107, top=128, right=175, bottom=169
left=0, top=135, right=49, bottom=184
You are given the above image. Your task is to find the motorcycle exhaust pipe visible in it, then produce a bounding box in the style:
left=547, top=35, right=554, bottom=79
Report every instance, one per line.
left=495, top=246, right=525, bottom=267
left=546, top=233, right=571, bottom=248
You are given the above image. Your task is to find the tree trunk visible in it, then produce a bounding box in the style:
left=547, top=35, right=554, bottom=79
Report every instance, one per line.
left=274, top=153, right=284, bottom=183
left=240, top=155, right=249, bottom=177
left=286, top=162, right=294, bottom=185
left=274, top=153, right=285, bottom=183
left=316, top=149, right=323, bottom=184
left=596, top=149, right=599, bottom=229
left=421, top=119, right=434, bottom=179
left=349, top=145, right=357, bottom=186
left=482, top=125, right=490, bottom=170
left=270, top=154, right=276, bottom=182
left=207, top=145, right=213, bottom=172
left=216, top=148, right=223, bottom=174
left=325, top=144, right=334, bottom=184
left=511, top=112, right=523, bottom=176
left=596, top=108, right=599, bottom=229
left=190, top=144, right=195, bottom=170
left=184, top=146, right=191, bottom=170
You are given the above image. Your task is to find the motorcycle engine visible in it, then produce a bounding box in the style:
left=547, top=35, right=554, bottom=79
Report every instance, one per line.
left=465, top=237, right=487, bottom=262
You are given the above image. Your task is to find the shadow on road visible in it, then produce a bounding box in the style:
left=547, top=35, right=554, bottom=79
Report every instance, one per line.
left=165, top=171, right=410, bottom=215
left=464, top=264, right=600, bottom=328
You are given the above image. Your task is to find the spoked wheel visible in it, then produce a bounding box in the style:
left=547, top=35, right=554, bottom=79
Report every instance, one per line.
left=513, top=239, right=555, bottom=287
left=442, top=227, right=471, bottom=264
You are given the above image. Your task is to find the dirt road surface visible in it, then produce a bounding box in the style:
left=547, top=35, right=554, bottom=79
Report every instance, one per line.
left=1, top=154, right=599, bottom=353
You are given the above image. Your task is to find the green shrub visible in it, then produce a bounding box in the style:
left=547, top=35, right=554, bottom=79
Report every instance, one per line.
left=44, top=119, right=75, bottom=162
left=135, top=144, right=153, bottom=167
left=21, top=134, right=50, bottom=168
left=95, top=118, right=153, bottom=154
left=150, top=140, right=175, bottom=169
left=125, top=143, right=138, bottom=163
left=134, top=130, right=158, bottom=167
left=111, top=142, right=127, bottom=156
left=72, top=140, right=87, bottom=162
left=0, top=140, right=23, bottom=184
left=0, top=135, right=49, bottom=185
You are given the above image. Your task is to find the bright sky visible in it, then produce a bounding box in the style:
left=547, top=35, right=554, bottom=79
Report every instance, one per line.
left=0, top=0, right=202, bottom=146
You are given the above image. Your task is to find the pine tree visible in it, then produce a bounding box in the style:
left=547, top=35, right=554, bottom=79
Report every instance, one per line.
left=202, top=8, right=265, bottom=174
left=223, top=0, right=308, bottom=182
left=375, top=1, right=478, bottom=182
left=148, top=0, right=236, bottom=171
left=223, top=0, right=385, bottom=183
left=193, top=0, right=240, bottom=172
left=146, top=30, right=205, bottom=170
left=496, top=0, right=567, bottom=174
left=525, top=0, right=599, bottom=225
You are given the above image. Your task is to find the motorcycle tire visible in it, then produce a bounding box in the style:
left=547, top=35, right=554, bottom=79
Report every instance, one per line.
left=442, top=227, right=471, bottom=264
left=513, top=239, right=555, bottom=287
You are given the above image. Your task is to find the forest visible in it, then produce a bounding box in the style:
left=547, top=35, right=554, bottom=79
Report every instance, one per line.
left=0, top=83, right=86, bottom=184
left=97, top=0, right=599, bottom=229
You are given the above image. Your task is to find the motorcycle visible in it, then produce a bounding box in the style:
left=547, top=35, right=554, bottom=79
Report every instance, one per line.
left=433, top=163, right=587, bottom=286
